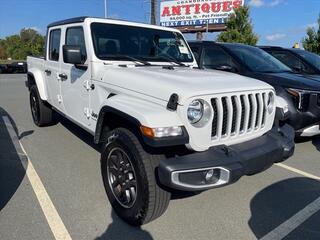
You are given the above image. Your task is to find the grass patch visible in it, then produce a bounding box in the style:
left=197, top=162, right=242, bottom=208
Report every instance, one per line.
left=0, top=60, right=26, bottom=64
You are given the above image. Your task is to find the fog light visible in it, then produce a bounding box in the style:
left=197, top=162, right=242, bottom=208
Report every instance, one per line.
left=205, top=169, right=220, bottom=183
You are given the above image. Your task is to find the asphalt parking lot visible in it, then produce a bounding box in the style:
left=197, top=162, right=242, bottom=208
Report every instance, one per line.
left=0, top=74, right=320, bottom=240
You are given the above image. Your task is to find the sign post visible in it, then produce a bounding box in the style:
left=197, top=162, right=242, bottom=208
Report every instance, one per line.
left=104, top=0, right=107, bottom=18
left=160, top=0, right=244, bottom=33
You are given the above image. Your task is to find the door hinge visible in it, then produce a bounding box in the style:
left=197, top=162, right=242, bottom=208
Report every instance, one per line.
left=83, top=80, right=90, bottom=91
left=57, top=95, right=62, bottom=103
left=84, top=108, right=91, bottom=118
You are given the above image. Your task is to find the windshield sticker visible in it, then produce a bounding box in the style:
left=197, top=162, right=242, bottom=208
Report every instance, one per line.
left=179, top=45, right=189, bottom=54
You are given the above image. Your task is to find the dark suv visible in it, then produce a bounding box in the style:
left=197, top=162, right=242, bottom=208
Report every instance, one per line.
left=259, top=46, right=320, bottom=76
left=189, top=41, right=320, bottom=137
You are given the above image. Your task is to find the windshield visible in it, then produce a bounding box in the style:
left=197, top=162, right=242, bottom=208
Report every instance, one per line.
left=91, top=22, right=193, bottom=63
left=293, top=49, right=320, bottom=70
left=223, top=44, right=292, bottom=73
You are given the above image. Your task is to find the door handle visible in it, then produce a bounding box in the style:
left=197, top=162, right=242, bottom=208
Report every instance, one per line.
left=44, top=69, right=51, bottom=75
left=59, top=73, right=68, bottom=81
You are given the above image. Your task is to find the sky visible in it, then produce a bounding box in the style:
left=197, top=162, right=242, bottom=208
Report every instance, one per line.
left=0, top=0, right=319, bottom=47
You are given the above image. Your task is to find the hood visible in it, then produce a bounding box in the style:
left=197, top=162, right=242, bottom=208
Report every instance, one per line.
left=300, top=74, right=320, bottom=82
left=97, top=65, right=273, bottom=104
left=252, top=72, right=320, bottom=91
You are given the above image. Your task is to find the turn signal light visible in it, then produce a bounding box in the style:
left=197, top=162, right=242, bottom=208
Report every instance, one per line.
left=140, top=126, right=155, bottom=138
left=140, top=126, right=183, bottom=138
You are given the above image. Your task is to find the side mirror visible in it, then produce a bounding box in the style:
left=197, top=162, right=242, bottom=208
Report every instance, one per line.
left=215, top=64, right=238, bottom=73
left=63, top=45, right=82, bottom=65
left=292, top=65, right=302, bottom=73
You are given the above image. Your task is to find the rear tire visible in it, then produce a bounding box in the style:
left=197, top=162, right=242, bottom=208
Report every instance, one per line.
left=101, top=128, right=171, bottom=226
left=29, top=85, right=55, bottom=127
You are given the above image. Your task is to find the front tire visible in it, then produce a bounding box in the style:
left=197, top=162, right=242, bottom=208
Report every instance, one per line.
left=29, top=85, right=55, bottom=127
left=101, top=128, right=171, bottom=226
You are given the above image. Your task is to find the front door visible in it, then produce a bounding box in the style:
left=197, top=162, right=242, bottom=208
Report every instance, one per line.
left=60, top=26, right=91, bottom=128
left=45, top=28, right=63, bottom=111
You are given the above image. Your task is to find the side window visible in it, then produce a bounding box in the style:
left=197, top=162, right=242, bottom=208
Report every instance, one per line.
left=49, top=29, right=61, bottom=61
left=202, top=47, right=236, bottom=69
left=190, top=46, right=200, bottom=62
left=269, top=50, right=315, bottom=74
left=65, top=27, right=87, bottom=63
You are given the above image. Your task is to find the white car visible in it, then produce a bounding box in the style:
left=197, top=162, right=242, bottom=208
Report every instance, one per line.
left=27, top=17, right=295, bottom=226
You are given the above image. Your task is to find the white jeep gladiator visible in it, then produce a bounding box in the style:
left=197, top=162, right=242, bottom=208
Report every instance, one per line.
left=27, top=17, right=295, bottom=226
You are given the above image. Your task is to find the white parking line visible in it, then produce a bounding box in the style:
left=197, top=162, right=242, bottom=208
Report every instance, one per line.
left=260, top=196, right=320, bottom=240
left=275, top=163, right=320, bottom=180
left=2, top=116, right=72, bottom=240
left=259, top=163, right=320, bottom=239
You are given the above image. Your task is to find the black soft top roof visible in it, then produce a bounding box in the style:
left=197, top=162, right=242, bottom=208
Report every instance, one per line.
left=47, top=16, right=88, bottom=28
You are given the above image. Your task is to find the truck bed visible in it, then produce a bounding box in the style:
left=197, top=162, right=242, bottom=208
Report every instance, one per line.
left=27, top=56, right=45, bottom=72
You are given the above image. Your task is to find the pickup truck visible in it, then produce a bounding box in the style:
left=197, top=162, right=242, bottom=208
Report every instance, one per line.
left=27, top=17, right=294, bottom=226
left=189, top=41, right=320, bottom=137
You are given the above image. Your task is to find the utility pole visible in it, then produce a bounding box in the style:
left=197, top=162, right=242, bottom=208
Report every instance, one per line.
left=151, top=0, right=157, bottom=25
left=104, top=0, right=107, bottom=18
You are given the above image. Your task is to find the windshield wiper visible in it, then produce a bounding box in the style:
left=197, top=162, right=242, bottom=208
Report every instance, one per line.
left=152, top=44, right=187, bottom=67
left=103, top=55, right=152, bottom=66
left=157, top=55, right=187, bottom=67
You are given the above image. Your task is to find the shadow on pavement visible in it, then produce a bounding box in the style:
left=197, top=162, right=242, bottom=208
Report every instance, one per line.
left=57, top=115, right=101, bottom=152
left=95, top=210, right=153, bottom=240
left=0, top=107, right=30, bottom=211
left=57, top=114, right=154, bottom=239
left=249, top=177, right=320, bottom=239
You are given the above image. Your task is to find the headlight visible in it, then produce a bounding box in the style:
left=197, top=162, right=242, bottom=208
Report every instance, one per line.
left=267, top=92, right=275, bottom=114
left=187, top=100, right=204, bottom=124
left=287, top=88, right=311, bottom=110
left=140, top=126, right=183, bottom=138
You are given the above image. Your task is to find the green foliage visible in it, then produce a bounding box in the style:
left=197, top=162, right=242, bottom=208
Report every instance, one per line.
left=216, top=5, right=258, bottom=45
left=0, top=28, right=45, bottom=60
left=0, top=39, right=7, bottom=59
left=302, top=15, right=320, bottom=54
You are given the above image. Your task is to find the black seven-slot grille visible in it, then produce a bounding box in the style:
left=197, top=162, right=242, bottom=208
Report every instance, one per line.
left=211, top=92, right=268, bottom=138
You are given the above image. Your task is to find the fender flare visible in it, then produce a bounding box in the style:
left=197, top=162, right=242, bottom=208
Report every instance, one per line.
left=94, top=105, right=189, bottom=147
left=27, top=69, right=48, bottom=101
left=94, top=106, right=140, bottom=144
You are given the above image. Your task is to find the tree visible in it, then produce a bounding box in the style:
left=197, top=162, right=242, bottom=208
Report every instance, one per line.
left=0, top=28, right=45, bottom=60
left=0, top=39, right=8, bottom=59
left=216, top=5, right=258, bottom=45
left=4, top=35, right=23, bottom=60
left=20, top=28, right=45, bottom=57
left=302, top=15, right=320, bottom=54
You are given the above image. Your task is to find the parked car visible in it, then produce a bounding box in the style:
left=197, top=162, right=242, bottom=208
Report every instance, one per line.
left=10, top=62, right=27, bottom=73
left=0, top=64, right=13, bottom=73
left=27, top=17, right=294, bottom=226
left=0, top=62, right=27, bottom=74
left=0, top=64, right=6, bottom=74
left=189, top=41, right=320, bottom=137
left=259, top=46, right=320, bottom=75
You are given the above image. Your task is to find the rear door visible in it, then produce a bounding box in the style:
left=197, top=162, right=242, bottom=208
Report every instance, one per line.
left=59, top=25, right=91, bottom=127
left=45, top=28, right=63, bottom=110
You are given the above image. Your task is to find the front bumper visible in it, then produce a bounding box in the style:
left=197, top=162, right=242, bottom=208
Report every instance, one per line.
left=158, top=124, right=295, bottom=191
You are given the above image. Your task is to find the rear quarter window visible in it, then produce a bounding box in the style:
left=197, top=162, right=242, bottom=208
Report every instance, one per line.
left=48, top=29, right=61, bottom=61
